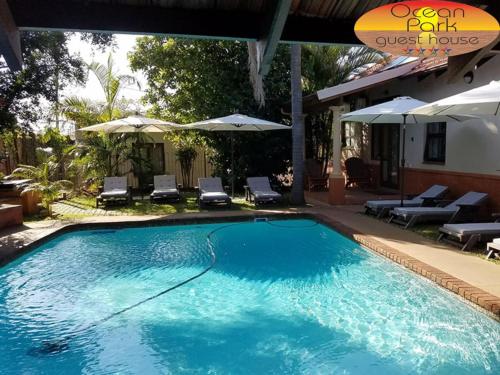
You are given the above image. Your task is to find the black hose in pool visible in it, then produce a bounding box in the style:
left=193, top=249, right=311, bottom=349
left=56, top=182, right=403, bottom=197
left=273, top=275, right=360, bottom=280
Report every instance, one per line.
left=27, top=224, right=239, bottom=356
left=27, top=220, right=317, bottom=356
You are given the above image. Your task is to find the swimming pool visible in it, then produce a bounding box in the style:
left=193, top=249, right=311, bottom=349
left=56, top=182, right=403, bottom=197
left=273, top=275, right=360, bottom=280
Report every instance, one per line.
left=0, top=219, right=498, bottom=374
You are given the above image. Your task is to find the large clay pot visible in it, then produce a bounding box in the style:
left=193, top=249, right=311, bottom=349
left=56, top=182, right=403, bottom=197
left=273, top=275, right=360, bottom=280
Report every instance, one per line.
left=21, top=190, right=41, bottom=215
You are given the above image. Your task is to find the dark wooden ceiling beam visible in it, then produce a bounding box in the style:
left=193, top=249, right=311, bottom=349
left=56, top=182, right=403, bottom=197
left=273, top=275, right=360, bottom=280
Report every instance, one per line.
left=447, top=34, right=500, bottom=83
left=8, top=0, right=359, bottom=45
left=256, top=0, right=292, bottom=76
left=0, top=0, right=21, bottom=71
left=281, top=16, right=357, bottom=45
left=9, top=0, right=260, bottom=40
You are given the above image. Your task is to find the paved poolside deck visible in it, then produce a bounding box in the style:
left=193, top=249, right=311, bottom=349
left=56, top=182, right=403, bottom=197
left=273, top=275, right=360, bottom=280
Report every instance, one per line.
left=1, top=198, right=499, bottom=319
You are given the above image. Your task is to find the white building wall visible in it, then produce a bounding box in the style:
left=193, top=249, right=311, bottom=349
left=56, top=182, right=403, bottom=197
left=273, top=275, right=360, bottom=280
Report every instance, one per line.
left=119, top=133, right=214, bottom=188
left=366, top=55, right=500, bottom=176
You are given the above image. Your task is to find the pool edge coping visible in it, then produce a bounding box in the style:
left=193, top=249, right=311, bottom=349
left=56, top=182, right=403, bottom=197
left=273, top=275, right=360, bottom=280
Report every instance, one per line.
left=0, top=212, right=302, bottom=267
left=1, top=211, right=499, bottom=321
left=314, top=213, right=500, bottom=322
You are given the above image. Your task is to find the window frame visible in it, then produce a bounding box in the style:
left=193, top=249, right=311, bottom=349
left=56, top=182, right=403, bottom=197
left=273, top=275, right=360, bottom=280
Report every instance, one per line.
left=423, top=122, right=447, bottom=164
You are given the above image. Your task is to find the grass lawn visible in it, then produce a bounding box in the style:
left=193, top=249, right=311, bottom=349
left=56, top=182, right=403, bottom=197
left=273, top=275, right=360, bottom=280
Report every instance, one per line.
left=409, top=224, right=441, bottom=241
left=359, top=212, right=500, bottom=265
left=54, top=192, right=291, bottom=220
left=399, top=222, right=500, bottom=265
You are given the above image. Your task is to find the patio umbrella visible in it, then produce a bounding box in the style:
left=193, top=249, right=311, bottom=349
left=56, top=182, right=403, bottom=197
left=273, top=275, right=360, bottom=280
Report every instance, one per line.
left=79, top=115, right=180, bottom=133
left=341, top=97, right=471, bottom=206
left=184, top=114, right=291, bottom=196
left=409, top=81, right=500, bottom=117
left=80, top=115, right=180, bottom=198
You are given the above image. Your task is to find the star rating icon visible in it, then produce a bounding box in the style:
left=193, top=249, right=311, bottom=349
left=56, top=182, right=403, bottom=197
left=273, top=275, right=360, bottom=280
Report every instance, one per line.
left=403, top=48, right=415, bottom=56
left=442, top=47, right=452, bottom=56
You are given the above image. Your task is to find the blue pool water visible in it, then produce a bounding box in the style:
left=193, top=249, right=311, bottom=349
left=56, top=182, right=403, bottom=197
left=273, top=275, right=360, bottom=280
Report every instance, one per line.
left=0, top=219, right=499, bottom=374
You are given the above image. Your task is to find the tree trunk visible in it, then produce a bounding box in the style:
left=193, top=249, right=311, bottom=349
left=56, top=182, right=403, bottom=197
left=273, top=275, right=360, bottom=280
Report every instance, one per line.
left=290, top=44, right=305, bottom=205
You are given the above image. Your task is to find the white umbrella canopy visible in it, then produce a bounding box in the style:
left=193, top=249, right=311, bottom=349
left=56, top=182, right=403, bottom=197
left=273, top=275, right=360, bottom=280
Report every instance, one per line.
left=184, top=113, right=290, bottom=131
left=184, top=113, right=291, bottom=196
left=409, top=81, right=500, bottom=117
left=80, top=115, right=181, bottom=133
left=341, top=97, right=472, bottom=206
left=341, top=97, right=469, bottom=123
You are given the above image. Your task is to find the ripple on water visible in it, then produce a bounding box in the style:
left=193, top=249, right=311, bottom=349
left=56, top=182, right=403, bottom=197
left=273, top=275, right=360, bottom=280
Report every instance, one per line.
left=0, top=220, right=499, bottom=374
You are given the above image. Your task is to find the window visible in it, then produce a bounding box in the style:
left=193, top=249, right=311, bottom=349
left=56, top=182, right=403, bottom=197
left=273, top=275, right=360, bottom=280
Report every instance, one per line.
left=342, top=122, right=356, bottom=148
left=424, top=122, right=446, bottom=163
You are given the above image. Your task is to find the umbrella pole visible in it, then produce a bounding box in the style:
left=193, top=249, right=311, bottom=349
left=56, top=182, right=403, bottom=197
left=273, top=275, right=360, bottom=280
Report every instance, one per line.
left=400, top=114, right=407, bottom=207
left=231, top=131, right=235, bottom=198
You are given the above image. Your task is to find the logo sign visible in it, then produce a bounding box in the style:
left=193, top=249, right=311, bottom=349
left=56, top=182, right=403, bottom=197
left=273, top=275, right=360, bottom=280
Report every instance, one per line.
left=355, top=0, right=500, bottom=57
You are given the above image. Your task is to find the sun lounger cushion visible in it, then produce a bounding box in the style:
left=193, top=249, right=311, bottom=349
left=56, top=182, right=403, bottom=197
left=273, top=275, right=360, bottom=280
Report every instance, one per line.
left=151, top=175, right=179, bottom=198
left=365, top=199, right=423, bottom=210
left=153, top=175, right=176, bottom=190
left=493, top=238, right=500, bottom=244
left=100, top=177, right=128, bottom=199
left=442, top=223, right=500, bottom=236
left=253, top=191, right=281, bottom=199
left=101, top=189, right=128, bottom=198
left=201, top=192, right=229, bottom=201
left=391, top=206, right=456, bottom=219
left=392, top=191, right=488, bottom=219
left=103, top=177, right=127, bottom=192
left=152, top=188, right=179, bottom=196
left=199, top=178, right=225, bottom=193
left=247, top=177, right=281, bottom=201
left=198, top=178, right=230, bottom=203
left=444, top=192, right=488, bottom=210
left=366, top=185, right=448, bottom=211
left=247, top=177, right=272, bottom=192
left=418, top=184, right=448, bottom=199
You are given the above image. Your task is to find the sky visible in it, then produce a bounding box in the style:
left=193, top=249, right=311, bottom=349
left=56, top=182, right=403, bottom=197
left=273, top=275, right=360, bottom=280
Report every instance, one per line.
left=64, top=33, right=147, bottom=103
left=38, top=33, right=148, bottom=133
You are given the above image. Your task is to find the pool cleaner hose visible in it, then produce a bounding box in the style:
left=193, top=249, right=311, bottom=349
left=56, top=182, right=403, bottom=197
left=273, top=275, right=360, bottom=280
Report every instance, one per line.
left=27, top=220, right=315, bottom=356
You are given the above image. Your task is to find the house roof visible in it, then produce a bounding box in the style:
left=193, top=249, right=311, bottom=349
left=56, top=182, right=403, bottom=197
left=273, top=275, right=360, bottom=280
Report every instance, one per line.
left=300, top=57, right=452, bottom=113
left=316, top=57, right=420, bottom=102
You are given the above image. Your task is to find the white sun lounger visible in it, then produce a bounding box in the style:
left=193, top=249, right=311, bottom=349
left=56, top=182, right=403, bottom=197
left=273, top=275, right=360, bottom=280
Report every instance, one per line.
left=438, top=222, right=500, bottom=251
left=96, top=176, right=131, bottom=208
left=365, top=184, right=448, bottom=218
left=246, top=177, right=282, bottom=206
left=150, top=175, right=181, bottom=202
left=198, top=177, right=231, bottom=208
left=388, top=192, right=488, bottom=229
left=486, top=238, right=500, bottom=259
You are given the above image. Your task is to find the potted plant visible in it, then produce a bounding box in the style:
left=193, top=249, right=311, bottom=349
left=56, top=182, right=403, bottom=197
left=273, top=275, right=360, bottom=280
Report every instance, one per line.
left=11, top=156, right=73, bottom=216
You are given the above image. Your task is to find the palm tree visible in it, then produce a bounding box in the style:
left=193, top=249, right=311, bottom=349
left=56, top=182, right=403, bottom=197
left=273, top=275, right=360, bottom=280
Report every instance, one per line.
left=290, top=44, right=305, bottom=205
left=301, top=46, right=385, bottom=175
left=302, top=46, right=385, bottom=94
left=11, top=156, right=73, bottom=215
left=60, top=55, right=139, bottom=183
left=87, top=54, right=138, bottom=121
left=60, top=96, right=103, bottom=130
left=69, top=133, right=135, bottom=179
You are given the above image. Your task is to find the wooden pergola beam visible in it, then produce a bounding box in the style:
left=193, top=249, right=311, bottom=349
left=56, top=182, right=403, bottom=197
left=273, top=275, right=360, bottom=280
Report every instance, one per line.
left=0, top=0, right=21, bottom=71
left=256, top=0, right=292, bottom=76
left=447, top=34, right=500, bottom=83
left=10, top=0, right=259, bottom=41
left=9, top=0, right=358, bottom=45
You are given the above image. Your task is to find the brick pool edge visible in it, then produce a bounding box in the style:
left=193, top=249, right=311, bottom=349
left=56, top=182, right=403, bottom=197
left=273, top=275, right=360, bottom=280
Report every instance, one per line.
left=315, top=213, right=500, bottom=322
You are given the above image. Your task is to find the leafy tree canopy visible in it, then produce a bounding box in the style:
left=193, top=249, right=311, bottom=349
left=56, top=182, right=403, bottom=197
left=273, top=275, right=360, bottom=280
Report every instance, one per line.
left=0, top=31, right=114, bottom=132
left=129, top=38, right=292, bottom=189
